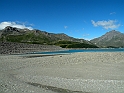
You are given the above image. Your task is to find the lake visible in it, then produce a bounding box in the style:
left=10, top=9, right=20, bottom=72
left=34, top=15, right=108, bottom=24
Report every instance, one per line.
left=32, top=48, right=124, bottom=55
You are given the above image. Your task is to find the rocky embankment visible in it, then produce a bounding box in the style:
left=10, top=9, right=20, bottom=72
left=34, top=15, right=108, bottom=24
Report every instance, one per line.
left=0, top=42, right=63, bottom=54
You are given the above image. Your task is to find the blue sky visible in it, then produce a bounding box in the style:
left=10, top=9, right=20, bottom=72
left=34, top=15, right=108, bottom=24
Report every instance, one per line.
left=0, top=0, right=124, bottom=40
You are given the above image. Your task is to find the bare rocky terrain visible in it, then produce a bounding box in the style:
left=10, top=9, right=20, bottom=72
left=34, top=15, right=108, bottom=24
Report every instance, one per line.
left=0, top=52, right=124, bottom=93
left=0, top=42, right=63, bottom=54
left=90, top=30, right=124, bottom=48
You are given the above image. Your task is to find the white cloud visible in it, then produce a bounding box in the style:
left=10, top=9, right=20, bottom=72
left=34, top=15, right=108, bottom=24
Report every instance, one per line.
left=82, top=28, right=84, bottom=30
left=83, top=38, right=91, bottom=41
left=64, top=26, right=68, bottom=29
left=91, top=20, right=120, bottom=30
left=110, top=12, right=116, bottom=15
left=81, top=34, right=90, bottom=40
left=82, top=34, right=90, bottom=37
left=0, top=21, right=33, bottom=30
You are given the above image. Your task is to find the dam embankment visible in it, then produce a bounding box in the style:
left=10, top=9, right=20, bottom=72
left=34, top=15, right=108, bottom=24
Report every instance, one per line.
left=0, top=42, right=63, bottom=54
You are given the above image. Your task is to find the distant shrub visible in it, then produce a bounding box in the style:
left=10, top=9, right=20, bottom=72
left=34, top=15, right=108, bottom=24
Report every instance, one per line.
left=55, top=40, right=98, bottom=48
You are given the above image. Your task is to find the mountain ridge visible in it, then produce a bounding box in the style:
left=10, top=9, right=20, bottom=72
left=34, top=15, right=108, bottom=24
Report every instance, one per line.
left=90, top=30, right=124, bottom=48
left=0, top=26, right=97, bottom=48
left=1, top=26, right=123, bottom=48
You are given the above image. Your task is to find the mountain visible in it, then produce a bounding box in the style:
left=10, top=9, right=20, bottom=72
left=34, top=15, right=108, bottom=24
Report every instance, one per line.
left=0, top=26, right=98, bottom=48
left=90, top=30, right=124, bottom=48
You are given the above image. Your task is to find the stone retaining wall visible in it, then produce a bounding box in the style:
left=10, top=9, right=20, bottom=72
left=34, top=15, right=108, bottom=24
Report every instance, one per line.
left=0, top=42, right=63, bottom=54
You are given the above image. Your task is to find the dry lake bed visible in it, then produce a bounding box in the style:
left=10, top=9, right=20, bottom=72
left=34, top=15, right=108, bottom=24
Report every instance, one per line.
left=0, top=52, right=124, bottom=93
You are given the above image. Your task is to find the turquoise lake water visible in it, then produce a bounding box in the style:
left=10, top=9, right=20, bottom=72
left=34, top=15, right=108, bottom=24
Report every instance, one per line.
left=32, top=48, right=124, bottom=54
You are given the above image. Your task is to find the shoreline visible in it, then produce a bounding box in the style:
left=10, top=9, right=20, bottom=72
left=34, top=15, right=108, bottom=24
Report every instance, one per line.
left=0, top=52, right=124, bottom=93
left=0, top=42, right=64, bottom=54
left=1, top=42, right=124, bottom=55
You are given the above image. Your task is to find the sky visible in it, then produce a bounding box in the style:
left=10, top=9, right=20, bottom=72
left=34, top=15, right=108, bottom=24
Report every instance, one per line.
left=0, top=0, right=124, bottom=40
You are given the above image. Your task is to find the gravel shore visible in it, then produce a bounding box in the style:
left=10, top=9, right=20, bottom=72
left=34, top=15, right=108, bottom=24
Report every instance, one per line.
left=0, top=52, right=124, bottom=93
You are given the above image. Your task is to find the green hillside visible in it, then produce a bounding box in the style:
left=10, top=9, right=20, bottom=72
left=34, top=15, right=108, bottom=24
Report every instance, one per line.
left=55, top=40, right=98, bottom=48
left=0, top=26, right=98, bottom=48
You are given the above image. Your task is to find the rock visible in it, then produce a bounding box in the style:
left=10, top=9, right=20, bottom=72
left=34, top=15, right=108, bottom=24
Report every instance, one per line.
left=0, top=42, right=63, bottom=54
left=4, top=26, right=19, bottom=32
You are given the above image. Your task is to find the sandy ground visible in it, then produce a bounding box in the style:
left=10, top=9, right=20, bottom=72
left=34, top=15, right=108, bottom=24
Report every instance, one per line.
left=0, top=52, right=124, bottom=93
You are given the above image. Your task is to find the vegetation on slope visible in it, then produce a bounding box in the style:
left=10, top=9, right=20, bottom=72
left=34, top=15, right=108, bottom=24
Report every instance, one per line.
left=55, top=40, right=98, bottom=48
left=0, top=26, right=98, bottom=48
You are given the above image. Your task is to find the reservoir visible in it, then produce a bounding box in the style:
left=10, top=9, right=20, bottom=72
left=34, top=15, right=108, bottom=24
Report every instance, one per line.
left=32, top=48, right=124, bottom=55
